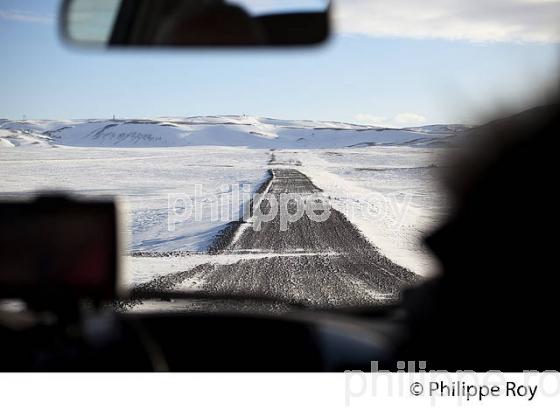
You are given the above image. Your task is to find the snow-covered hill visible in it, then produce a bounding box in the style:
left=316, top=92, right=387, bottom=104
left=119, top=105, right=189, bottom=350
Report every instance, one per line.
left=0, top=116, right=469, bottom=149
left=0, top=129, right=53, bottom=148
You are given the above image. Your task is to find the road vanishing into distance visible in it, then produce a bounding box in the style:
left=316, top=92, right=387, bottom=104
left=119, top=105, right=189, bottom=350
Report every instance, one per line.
left=131, top=156, right=418, bottom=310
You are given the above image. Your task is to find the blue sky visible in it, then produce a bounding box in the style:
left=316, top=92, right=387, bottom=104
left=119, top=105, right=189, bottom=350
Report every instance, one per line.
left=1, top=0, right=559, bottom=126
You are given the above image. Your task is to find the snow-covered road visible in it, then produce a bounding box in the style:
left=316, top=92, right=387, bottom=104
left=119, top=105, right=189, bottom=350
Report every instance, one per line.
left=1, top=115, right=454, bottom=280
left=130, top=160, right=419, bottom=309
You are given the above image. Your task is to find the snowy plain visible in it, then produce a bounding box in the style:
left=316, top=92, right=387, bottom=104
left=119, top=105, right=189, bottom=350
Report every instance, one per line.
left=0, top=116, right=456, bottom=286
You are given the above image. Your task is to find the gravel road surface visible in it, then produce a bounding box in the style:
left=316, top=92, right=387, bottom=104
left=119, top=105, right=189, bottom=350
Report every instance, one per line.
left=132, top=162, right=419, bottom=309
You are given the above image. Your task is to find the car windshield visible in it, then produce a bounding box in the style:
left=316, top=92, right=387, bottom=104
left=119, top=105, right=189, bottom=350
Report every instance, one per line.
left=1, top=0, right=559, bottom=311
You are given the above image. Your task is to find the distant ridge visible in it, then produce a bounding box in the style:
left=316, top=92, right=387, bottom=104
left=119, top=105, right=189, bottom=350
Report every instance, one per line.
left=0, top=115, right=470, bottom=149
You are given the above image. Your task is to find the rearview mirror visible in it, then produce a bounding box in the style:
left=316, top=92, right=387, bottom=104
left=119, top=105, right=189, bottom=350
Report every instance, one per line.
left=60, top=0, right=331, bottom=47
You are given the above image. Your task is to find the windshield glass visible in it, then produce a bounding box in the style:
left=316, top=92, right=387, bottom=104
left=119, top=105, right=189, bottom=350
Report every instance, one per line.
left=1, top=0, right=559, bottom=310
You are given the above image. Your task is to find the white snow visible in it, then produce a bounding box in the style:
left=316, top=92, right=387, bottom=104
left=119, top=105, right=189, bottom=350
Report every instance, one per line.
left=0, top=129, right=53, bottom=147
left=0, top=116, right=460, bottom=149
left=294, top=148, right=447, bottom=276
left=0, top=145, right=269, bottom=254
left=1, top=116, right=457, bottom=284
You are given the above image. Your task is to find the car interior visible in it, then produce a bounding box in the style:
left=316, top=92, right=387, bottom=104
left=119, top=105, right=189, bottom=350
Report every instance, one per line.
left=1, top=0, right=559, bottom=374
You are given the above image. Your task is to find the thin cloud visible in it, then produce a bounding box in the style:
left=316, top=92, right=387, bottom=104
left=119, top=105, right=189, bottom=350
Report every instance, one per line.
left=334, top=0, right=560, bottom=43
left=0, top=10, right=54, bottom=24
